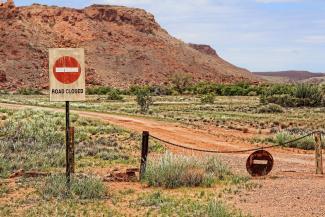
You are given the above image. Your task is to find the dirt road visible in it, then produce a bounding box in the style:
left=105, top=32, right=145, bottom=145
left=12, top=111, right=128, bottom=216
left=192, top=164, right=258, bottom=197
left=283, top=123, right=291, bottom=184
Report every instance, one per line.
left=0, top=102, right=324, bottom=217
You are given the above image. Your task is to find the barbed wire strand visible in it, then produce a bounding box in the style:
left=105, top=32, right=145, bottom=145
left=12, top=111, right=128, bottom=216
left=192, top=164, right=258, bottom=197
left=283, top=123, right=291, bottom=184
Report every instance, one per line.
left=149, top=131, right=320, bottom=154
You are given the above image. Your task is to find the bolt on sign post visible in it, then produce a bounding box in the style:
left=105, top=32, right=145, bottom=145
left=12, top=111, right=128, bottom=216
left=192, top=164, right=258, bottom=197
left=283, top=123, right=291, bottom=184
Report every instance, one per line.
left=49, top=48, right=85, bottom=189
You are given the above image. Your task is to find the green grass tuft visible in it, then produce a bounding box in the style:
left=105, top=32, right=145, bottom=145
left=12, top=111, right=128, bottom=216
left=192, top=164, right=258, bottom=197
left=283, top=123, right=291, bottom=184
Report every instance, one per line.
left=143, top=153, right=243, bottom=188
left=38, top=174, right=107, bottom=200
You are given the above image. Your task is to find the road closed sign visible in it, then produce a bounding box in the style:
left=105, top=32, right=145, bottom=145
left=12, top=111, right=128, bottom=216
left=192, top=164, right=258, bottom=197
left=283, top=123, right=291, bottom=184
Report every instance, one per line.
left=49, top=48, right=85, bottom=101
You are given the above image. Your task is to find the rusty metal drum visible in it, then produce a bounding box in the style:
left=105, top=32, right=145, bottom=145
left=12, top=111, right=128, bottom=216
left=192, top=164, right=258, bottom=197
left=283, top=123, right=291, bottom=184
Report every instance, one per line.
left=246, top=150, right=274, bottom=177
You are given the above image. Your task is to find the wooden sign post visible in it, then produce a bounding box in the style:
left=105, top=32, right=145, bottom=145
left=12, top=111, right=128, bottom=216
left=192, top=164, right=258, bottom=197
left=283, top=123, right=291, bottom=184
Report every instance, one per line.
left=314, top=132, right=323, bottom=174
left=49, top=48, right=85, bottom=189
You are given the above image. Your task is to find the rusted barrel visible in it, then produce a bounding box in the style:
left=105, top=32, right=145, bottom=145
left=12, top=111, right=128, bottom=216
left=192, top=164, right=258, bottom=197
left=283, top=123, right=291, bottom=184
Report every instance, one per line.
left=246, top=150, right=273, bottom=177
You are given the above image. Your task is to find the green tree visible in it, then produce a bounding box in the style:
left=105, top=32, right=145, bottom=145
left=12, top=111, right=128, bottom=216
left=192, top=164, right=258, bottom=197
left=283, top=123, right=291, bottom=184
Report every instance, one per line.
left=136, top=87, right=153, bottom=113
left=170, top=72, right=192, bottom=94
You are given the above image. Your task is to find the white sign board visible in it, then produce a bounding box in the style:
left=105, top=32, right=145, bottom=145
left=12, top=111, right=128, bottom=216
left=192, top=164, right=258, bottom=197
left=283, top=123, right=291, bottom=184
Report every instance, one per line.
left=49, top=48, right=85, bottom=102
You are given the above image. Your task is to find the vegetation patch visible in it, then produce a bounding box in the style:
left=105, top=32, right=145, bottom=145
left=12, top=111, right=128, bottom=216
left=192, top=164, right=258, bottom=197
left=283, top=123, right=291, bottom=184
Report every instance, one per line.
left=200, top=93, right=215, bottom=104
left=252, top=131, right=318, bottom=150
left=15, top=88, right=43, bottom=95
left=135, top=86, right=153, bottom=113
left=257, top=103, right=284, bottom=113
left=273, top=131, right=315, bottom=150
left=25, top=199, right=119, bottom=217
left=261, top=84, right=324, bottom=107
left=0, top=89, right=8, bottom=95
left=133, top=191, right=251, bottom=217
left=0, top=109, right=140, bottom=177
left=143, top=153, right=246, bottom=188
left=107, top=89, right=123, bottom=101
left=38, top=174, right=107, bottom=200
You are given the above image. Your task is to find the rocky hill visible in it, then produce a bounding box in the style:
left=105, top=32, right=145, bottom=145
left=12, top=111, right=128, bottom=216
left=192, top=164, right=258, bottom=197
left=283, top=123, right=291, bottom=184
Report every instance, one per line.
left=0, top=1, right=258, bottom=90
left=254, top=71, right=325, bottom=83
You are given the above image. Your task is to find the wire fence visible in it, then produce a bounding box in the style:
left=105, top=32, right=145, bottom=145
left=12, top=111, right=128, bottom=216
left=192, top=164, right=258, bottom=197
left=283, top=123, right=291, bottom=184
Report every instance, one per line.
left=149, top=131, right=322, bottom=154
left=140, top=130, right=325, bottom=178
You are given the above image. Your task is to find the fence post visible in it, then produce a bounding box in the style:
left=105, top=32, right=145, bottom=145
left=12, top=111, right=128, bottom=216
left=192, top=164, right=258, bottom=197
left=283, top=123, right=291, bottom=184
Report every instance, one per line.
left=140, top=131, right=149, bottom=180
left=314, top=132, right=323, bottom=175
left=69, top=127, right=75, bottom=173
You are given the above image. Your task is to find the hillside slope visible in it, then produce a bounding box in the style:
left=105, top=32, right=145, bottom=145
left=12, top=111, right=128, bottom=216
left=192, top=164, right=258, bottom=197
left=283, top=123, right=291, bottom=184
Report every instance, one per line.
left=254, top=71, right=325, bottom=83
left=0, top=1, right=258, bottom=90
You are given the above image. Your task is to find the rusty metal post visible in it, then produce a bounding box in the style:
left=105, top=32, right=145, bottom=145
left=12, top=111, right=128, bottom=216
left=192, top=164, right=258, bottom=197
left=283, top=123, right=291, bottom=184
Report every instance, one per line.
left=69, top=127, right=75, bottom=173
left=140, top=131, right=149, bottom=180
left=314, top=132, right=323, bottom=174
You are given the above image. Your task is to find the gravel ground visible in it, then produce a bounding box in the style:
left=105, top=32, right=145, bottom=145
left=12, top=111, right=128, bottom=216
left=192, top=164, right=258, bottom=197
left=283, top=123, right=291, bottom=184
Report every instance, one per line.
left=220, top=153, right=325, bottom=217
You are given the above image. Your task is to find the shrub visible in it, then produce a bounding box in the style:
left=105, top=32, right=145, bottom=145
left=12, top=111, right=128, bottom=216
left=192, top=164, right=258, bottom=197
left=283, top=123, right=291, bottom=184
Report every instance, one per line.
left=222, top=85, right=247, bottom=96
left=39, top=174, right=107, bottom=200
left=149, top=85, right=173, bottom=96
left=273, top=132, right=315, bottom=150
left=16, top=88, right=42, bottom=95
left=135, top=87, right=153, bottom=113
left=128, top=85, right=144, bottom=95
left=143, top=153, right=234, bottom=188
left=189, top=82, right=219, bottom=95
left=257, top=103, right=284, bottom=113
left=0, top=109, right=137, bottom=176
left=247, top=91, right=257, bottom=96
left=0, top=89, right=8, bottom=95
left=294, top=84, right=322, bottom=107
left=263, top=94, right=298, bottom=107
left=107, top=89, right=123, bottom=101
left=170, top=72, right=192, bottom=94
left=200, top=93, right=215, bottom=104
left=86, top=86, right=112, bottom=95
left=261, top=84, right=323, bottom=107
left=262, top=84, right=295, bottom=96
left=135, top=192, right=251, bottom=217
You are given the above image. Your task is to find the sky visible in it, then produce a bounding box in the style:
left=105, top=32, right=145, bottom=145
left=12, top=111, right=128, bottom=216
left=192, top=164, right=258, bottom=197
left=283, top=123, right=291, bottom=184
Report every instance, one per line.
left=16, top=0, right=325, bottom=72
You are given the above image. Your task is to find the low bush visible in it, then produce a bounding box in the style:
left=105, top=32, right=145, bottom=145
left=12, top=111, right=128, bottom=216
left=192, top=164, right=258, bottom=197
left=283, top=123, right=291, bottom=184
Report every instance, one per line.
left=107, top=89, right=123, bottom=101
left=261, top=84, right=295, bottom=96
left=86, top=86, right=112, bottom=95
left=261, top=84, right=324, bottom=107
left=200, top=93, right=215, bottom=104
left=143, top=153, right=237, bottom=188
left=170, top=72, right=192, bottom=94
left=135, top=86, right=153, bottom=113
left=189, top=82, right=219, bottom=95
left=0, top=109, right=139, bottom=177
left=149, top=85, right=174, bottom=96
left=16, top=88, right=43, bottom=95
left=221, top=85, right=248, bottom=96
left=0, top=89, right=8, bottom=95
left=39, top=174, right=107, bottom=200
left=189, top=82, right=265, bottom=96
left=135, top=191, right=251, bottom=217
left=273, top=132, right=315, bottom=150
left=257, top=103, right=284, bottom=113
left=262, top=94, right=298, bottom=107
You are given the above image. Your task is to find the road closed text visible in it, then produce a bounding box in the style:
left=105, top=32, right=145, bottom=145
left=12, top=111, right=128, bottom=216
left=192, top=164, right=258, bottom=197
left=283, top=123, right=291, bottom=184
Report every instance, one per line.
left=52, top=89, right=84, bottom=94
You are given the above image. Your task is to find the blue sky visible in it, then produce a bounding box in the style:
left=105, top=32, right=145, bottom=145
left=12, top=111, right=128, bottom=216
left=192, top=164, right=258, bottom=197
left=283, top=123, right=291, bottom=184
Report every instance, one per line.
left=16, top=0, right=325, bottom=72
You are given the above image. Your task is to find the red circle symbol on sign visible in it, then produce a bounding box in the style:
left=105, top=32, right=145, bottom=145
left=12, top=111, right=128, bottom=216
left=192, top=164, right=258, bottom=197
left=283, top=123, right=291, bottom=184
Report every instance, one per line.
left=53, top=56, right=81, bottom=84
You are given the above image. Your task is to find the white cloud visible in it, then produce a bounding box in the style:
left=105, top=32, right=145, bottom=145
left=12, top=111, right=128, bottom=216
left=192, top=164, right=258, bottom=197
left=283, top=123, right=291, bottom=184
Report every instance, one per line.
left=297, top=35, right=325, bottom=44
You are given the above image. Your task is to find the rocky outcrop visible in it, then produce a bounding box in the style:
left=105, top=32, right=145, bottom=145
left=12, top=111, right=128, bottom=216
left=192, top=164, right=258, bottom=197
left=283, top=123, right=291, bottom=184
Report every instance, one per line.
left=0, top=1, right=258, bottom=90
left=0, top=0, right=15, bottom=9
left=189, top=43, right=219, bottom=58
